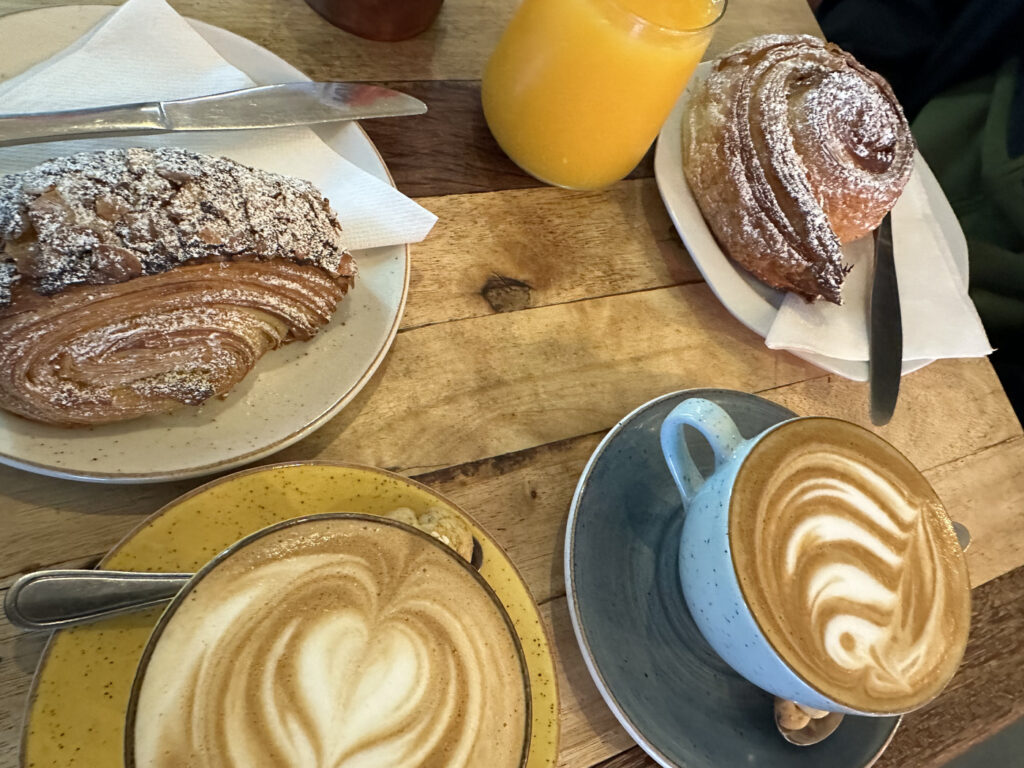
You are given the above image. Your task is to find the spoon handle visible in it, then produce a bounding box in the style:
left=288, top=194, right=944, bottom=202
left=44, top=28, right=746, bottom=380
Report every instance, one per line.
left=4, top=569, right=192, bottom=632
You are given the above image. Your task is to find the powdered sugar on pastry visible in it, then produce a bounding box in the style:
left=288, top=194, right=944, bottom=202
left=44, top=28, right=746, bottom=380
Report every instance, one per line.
left=683, top=34, right=915, bottom=304
left=0, top=148, right=357, bottom=426
left=0, top=147, right=351, bottom=305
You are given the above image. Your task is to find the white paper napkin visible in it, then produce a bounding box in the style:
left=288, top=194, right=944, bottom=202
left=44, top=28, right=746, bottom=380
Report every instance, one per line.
left=765, top=158, right=993, bottom=363
left=0, top=0, right=437, bottom=251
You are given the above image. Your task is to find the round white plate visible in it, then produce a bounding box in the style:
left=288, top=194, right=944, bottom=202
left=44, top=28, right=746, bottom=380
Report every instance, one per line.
left=654, top=62, right=969, bottom=382
left=0, top=5, right=409, bottom=483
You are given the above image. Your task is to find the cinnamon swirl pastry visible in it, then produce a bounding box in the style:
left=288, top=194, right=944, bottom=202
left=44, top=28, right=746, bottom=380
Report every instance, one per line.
left=0, top=148, right=355, bottom=426
left=683, top=34, right=915, bottom=304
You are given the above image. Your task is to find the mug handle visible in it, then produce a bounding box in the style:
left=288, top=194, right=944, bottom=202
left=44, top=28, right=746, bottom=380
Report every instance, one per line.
left=660, top=398, right=744, bottom=507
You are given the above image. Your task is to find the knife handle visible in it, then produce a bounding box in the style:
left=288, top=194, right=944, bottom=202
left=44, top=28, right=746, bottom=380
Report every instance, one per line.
left=0, top=102, right=167, bottom=147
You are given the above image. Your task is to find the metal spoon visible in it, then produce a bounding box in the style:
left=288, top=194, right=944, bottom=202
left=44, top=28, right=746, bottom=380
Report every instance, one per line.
left=4, top=569, right=191, bottom=631
left=774, top=698, right=845, bottom=746
left=5, top=536, right=487, bottom=632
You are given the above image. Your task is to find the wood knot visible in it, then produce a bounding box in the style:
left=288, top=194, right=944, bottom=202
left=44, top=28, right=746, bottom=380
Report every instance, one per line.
left=481, top=274, right=532, bottom=313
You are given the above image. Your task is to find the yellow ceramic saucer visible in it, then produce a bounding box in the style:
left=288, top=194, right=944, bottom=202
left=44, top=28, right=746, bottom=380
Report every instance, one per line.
left=21, top=462, right=559, bottom=768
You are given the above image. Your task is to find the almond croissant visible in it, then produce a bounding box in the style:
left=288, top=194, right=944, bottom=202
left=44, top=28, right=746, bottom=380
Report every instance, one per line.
left=0, top=148, right=356, bottom=426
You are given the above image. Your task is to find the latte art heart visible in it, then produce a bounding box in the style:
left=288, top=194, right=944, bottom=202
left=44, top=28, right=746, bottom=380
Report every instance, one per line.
left=730, top=419, right=970, bottom=713
left=131, top=518, right=529, bottom=768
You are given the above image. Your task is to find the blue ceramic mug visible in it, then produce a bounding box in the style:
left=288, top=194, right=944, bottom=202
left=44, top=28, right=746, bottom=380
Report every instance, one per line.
left=659, top=397, right=969, bottom=716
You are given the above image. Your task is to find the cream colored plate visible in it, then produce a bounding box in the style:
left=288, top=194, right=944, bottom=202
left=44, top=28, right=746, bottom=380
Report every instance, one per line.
left=0, top=6, right=409, bottom=482
left=21, top=463, right=560, bottom=768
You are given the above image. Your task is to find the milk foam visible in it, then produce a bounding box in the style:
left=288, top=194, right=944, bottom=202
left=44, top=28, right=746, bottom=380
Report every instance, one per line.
left=131, top=519, right=528, bottom=768
left=730, top=419, right=971, bottom=713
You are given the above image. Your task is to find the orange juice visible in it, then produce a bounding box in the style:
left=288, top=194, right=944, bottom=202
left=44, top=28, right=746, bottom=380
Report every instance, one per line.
left=482, top=0, right=724, bottom=190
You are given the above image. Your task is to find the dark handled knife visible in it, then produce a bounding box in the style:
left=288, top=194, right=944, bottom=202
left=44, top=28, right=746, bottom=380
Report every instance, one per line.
left=0, top=82, right=427, bottom=147
left=869, top=212, right=902, bottom=426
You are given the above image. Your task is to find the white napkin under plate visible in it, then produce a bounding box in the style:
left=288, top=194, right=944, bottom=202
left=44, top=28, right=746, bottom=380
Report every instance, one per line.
left=765, top=158, right=993, bottom=363
left=0, top=0, right=437, bottom=251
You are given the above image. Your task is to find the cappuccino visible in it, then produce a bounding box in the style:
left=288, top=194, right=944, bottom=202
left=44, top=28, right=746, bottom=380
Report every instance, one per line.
left=128, top=515, right=529, bottom=768
left=729, top=418, right=970, bottom=714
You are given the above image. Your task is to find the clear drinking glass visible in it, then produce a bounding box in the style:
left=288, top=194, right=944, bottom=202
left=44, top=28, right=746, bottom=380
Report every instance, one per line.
left=482, top=0, right=726, bottom=190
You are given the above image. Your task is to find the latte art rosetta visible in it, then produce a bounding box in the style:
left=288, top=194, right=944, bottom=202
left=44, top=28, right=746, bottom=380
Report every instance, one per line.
left=730, top=419, right=970, bottom=713
left=775, top=455, right=954, bottom=694
left=131, top=518, right=528, bottom=768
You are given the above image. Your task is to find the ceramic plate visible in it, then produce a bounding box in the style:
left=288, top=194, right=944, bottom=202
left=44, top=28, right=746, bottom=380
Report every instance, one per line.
left=0, top=6, right=408, bottom=482
left=21, top=462, right=559, bottom=767
left=653, top=62, right=969, bottom=382
left=565, top=389, right=900, bottom=768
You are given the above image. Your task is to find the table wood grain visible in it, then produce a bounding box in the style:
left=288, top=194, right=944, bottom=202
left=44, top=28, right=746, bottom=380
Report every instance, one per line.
left=1, top=1, right=1023, bottom=767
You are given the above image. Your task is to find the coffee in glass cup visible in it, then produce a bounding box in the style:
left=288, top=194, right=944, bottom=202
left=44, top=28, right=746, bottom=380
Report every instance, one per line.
left=661, top=398, right=970, bottom=716
left=125, top=514, right=531, bottom=767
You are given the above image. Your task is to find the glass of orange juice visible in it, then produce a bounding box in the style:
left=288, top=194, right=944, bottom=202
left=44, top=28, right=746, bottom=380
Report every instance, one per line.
left=482, top=0, right=726, bottom=190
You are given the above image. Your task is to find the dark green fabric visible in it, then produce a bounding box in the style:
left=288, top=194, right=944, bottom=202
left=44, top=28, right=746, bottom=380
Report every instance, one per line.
left=818, top=1, right=1024, bottom=415
left=817, top=0, right=1024, bottom=118
left=914, top=58, right=1024, bottom=349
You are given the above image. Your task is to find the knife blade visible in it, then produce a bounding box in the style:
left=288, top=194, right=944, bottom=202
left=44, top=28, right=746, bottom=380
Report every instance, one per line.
left=869, top=212, right=902, bottom=426
left=0, top=82, right=427, bottom=147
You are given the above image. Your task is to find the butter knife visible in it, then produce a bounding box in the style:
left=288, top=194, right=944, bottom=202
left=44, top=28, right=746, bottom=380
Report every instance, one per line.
left=869, top=212, right=902, bottom=426
left=0, top=82, right=426, bottom=147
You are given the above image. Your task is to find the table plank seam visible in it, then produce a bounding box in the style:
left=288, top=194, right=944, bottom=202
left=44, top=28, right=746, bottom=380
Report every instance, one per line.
left=923, top=433, right=1024, bottom=472
left=394, top=271, right=712, bottom=333
left=3, top=421, right=1015, bottom=584
left=395, top=363, right=984, bottom=479
left=592, top=745, right=646, bottom=768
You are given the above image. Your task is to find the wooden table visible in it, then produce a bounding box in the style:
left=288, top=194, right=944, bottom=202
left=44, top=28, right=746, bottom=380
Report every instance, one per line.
left=2, top=1, right=1023, bottom=766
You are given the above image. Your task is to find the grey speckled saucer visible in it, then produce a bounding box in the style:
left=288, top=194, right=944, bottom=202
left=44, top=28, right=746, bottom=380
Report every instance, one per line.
left=565, top=389, right=901, bottom=768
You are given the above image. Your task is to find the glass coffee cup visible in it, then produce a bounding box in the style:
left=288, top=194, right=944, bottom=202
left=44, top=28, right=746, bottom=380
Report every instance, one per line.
left=660, top=398, right=971, bottom=716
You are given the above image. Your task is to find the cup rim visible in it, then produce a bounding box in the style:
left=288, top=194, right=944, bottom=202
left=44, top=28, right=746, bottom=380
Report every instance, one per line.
left=727, top=415, right=972, bottom=716
left=123, top=512, right=533, bottom=768
left=605, top=0, right=728, bottom=35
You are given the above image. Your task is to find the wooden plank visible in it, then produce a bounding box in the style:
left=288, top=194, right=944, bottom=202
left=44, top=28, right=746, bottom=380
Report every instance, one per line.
left=540, top=598, right=637, bottom=768
left=925, top=437, right=1024, bottom=589
left=590, top=565, right=1024, bottom=768
left=363, top=80, right=539, bottom=197
left=361, top=81, right=657, bottom=196
left=271, top=284, right=818, bottom=472
left=0, top=476, right=196, bottom=581
left=1, top=387, right=1020, bottom=604
left=0, top=356, right=1018, bottom=596
left=408, top=435, right=1024, bottom=609
left=403, top=179, right=702, bottom=328
left=0, top=0, right=821, bottom=83
left=0, top=610, right=45, bottom=768
left=592, top=748, right=654, bottom=768
left=0, top=555, right=102, bottom=768
left=415, top=434, right=603, bottom=603
left=0, top=283, right=814, bottom=582
left=707, top=0, right=823, bottom=55
left=760, top=358, right=1023, bottom=472
left=876, top=565, right=1024, bottom=767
